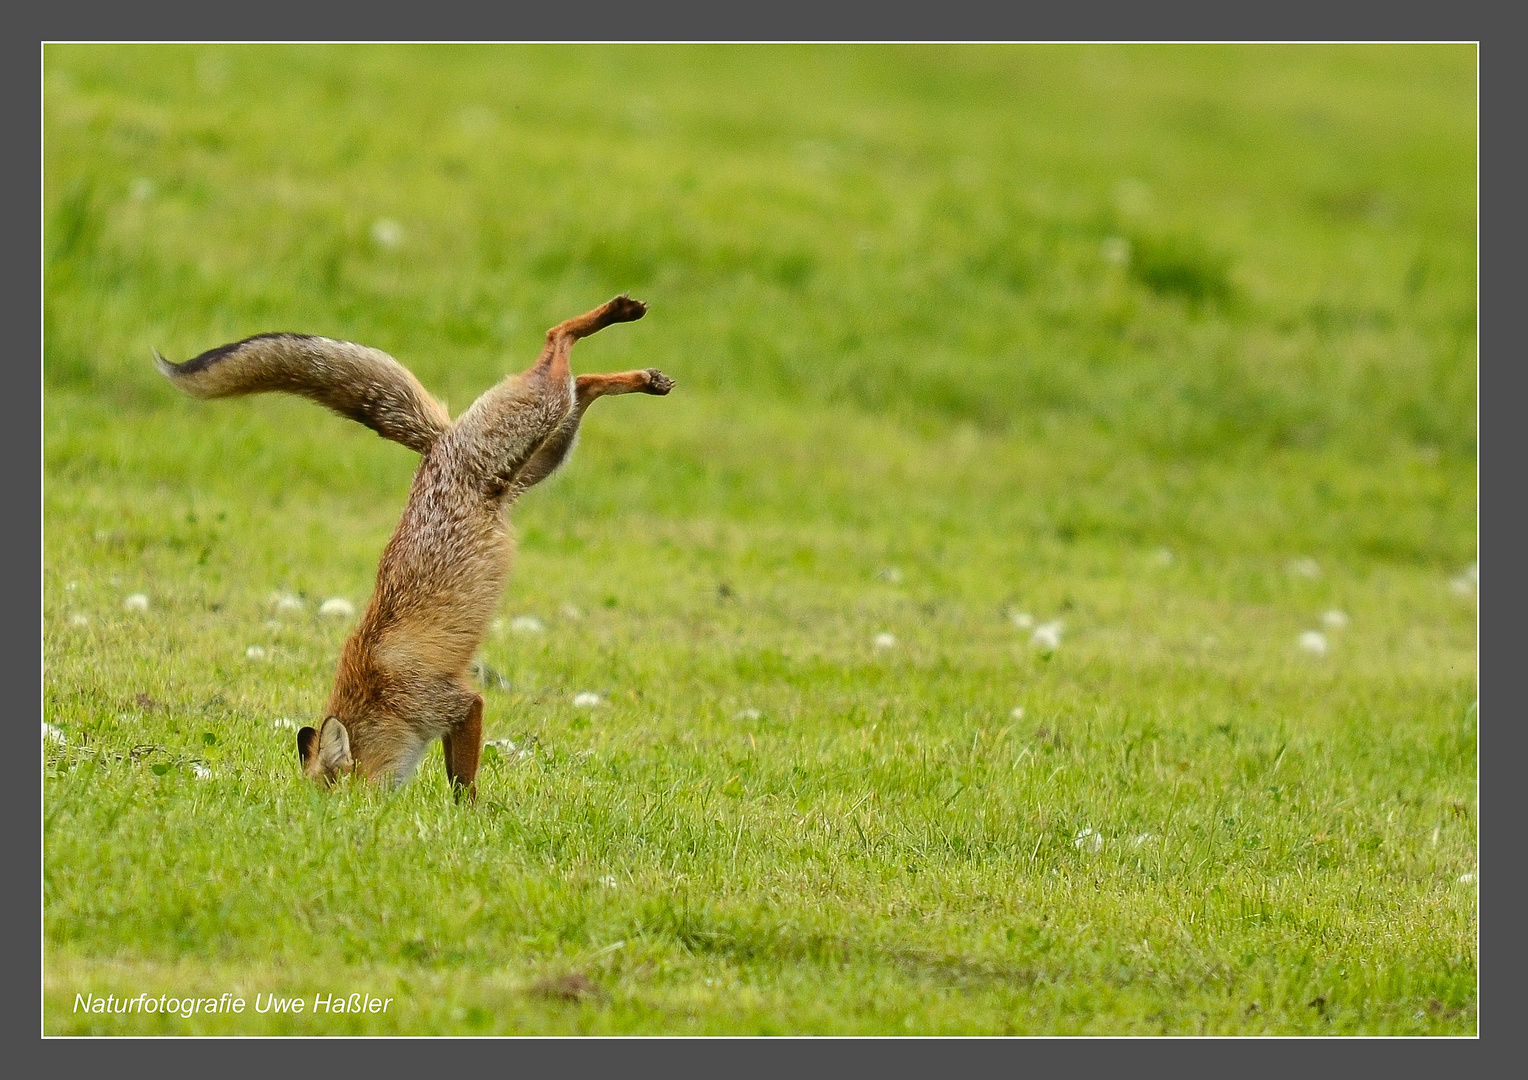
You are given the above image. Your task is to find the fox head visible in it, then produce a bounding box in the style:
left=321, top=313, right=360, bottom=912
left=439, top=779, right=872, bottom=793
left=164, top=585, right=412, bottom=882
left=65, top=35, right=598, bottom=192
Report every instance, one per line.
left=297, top=716, right=354, bottom=786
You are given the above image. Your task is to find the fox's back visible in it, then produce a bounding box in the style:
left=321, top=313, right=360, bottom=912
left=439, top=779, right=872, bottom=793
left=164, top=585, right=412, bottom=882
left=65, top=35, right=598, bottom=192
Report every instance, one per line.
left=348, top=435, right=515, bottom=682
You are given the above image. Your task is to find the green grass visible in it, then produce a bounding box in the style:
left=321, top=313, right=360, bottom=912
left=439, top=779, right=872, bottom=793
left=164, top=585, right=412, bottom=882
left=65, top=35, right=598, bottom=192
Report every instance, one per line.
left=43, top=44, right=1477, bottom=1034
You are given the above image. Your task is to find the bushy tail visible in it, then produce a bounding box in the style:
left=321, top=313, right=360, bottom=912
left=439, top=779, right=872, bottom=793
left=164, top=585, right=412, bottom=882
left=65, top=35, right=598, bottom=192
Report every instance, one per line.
left=155, top=333, right=450, bottom=454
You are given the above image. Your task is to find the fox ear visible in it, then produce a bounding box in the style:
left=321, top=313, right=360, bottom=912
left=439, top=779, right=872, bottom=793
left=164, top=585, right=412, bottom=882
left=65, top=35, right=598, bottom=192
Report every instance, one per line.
left=297, top=726, right=318, bottom=763
left=316, top=716, right=353, bottom=775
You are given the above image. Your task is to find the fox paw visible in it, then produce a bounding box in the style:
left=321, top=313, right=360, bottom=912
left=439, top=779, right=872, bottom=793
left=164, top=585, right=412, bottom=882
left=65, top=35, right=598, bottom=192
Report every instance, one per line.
left=607, top=295, right=648, bottom=323
left=642, top=369, right=675, bottom=395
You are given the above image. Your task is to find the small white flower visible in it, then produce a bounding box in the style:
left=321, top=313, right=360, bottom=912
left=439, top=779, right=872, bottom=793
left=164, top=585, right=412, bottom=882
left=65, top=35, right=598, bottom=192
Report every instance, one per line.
left=1131, top=833, right=1153, bottom=848
left=271, top=718, right=298, bottom=730
left=1032, top=621, right=1063, bottom=651
left=245, top=645, right=267, bottom=660
left=561, top=604, right=584, bottom=620
left=371, top=218, right=403, bottom=248
left=735, top=708, right=762, bottom=721
left=509, top=615, right=545, bottom=634
left=1010, top=706, right=1025, bottom=720
left=319, top=597, right=355, bottom=619
left=43, top=722, right=66, bottom=744
left=1150, top=547, right=1174, bottom=567
left=123, top=593, right=149, bottom=612
left=876, top=566, right=904, bottom=584
left=272, top=592, right=304, bottom=614
left=69, top=613, right=89, bottom=627
left=1101, top=236, right=1131, bottom=265
left=1321, top=609, right=1349, bottom=630
left=1457, top=872, right=1475, bottom=884
left=192, top=763, right=212, bottom=780
left=1298, top=630, right=1328, bottom=656
left=572, top=692, right=604, bottom=708
left=1009, top=610, right=1035, bottom=630
left=873, top=632, right=897, bottom=650
left=1449, top=565, right=1476, bottom=597
left=1073, top=828, right=1103, bottom=853
left=1286, top=557, right=1321, bottom=579
left=599, top=875, right=619, bottom=889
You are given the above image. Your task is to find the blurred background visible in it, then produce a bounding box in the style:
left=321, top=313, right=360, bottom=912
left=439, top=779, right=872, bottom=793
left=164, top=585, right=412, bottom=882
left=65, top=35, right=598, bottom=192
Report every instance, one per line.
left=43, top=43, right=1477, bottom=643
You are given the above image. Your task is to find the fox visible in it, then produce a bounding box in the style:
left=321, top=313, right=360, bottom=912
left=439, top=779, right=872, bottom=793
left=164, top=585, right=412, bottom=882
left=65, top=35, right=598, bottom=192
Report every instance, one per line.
left=156, top=294, right=671, bottom=797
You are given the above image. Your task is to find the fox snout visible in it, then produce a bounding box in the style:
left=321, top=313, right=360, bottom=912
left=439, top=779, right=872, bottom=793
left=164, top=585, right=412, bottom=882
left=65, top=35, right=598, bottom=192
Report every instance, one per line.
left=297, top=716, right=355, bottom=786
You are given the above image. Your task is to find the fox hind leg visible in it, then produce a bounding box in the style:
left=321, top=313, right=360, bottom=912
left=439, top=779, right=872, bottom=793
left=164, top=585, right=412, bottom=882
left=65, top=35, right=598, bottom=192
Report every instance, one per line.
left=502, top=368, right=676, bottom=498
left=576, top=368, right=674, bottom=400
left=546, top=294, right=647, bottom=345
left=453, top=296, right=651, bottom=492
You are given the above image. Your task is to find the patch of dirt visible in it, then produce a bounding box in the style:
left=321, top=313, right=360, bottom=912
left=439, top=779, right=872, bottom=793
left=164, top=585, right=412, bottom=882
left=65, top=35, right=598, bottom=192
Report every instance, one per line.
left=530, top=972, right=607, bottom=1003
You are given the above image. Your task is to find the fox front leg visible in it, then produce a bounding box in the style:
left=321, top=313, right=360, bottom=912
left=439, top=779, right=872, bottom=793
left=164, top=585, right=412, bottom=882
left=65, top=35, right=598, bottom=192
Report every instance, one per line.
left=441, top=694, right=485, bottom=802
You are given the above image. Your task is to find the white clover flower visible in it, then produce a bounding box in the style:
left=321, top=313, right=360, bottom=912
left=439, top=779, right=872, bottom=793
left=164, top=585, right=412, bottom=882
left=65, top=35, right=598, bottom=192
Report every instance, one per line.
left=245, top=645, right=267, bottom=660
left=69, top=613, right=89, bottom=627
left=192, top=763, right=212, bottom=780
left=509, top=615, right=545, bottom=634
left=123, top=593, right=150, bottom=612
left=457, top=104, right=496, bottom=136
left=735, top=708, right=763, bottom=721
left=272, top=592, right=304, bottom=614
left=1010, top=706, right=1025, bottom=720
left=1073, top=828, right=1103, bottom=853
left=319, top=597, right=355, bottom=619
left=1286, top=557, right=1321, bottom=579
left=1032, top=621, right=1063, bottom=651
left=43, top=722, right=66, bottom=744
left=561, top=604, right=584, bottom=620
left=1009, top=610, right=1035, bottom=630
left=271, top=718, right=298, bottom=730
left=572, top=692, right=604, bottom=708
left=1458, top=872, right=1475, bottom=884
left=1101, top=236, right=1131, bottom=265
left=65, top=581, right=77, bottom=592
left=873, top=632, right=897, bottom=650
left=599, top=875, right=619, bottom=889
left=1320, top=609, right=1349, bottom=630
left=371, top=218, right=403, bottom=248
left=1298, top=630, right=1328, bottom=656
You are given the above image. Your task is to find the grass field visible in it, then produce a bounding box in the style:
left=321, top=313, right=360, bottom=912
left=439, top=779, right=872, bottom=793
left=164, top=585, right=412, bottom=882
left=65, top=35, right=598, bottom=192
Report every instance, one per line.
left=43, top=45, right=1477, bottom=1034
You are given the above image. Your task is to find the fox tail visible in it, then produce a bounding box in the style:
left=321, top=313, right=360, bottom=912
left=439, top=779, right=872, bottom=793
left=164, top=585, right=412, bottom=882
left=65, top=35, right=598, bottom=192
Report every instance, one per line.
left=155, top=333, right=450, bottom=454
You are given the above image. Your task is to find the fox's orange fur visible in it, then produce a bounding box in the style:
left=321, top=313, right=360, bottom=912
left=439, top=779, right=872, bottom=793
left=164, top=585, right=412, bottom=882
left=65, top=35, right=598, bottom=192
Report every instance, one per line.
left=157, top=295, right=671, bottom=796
